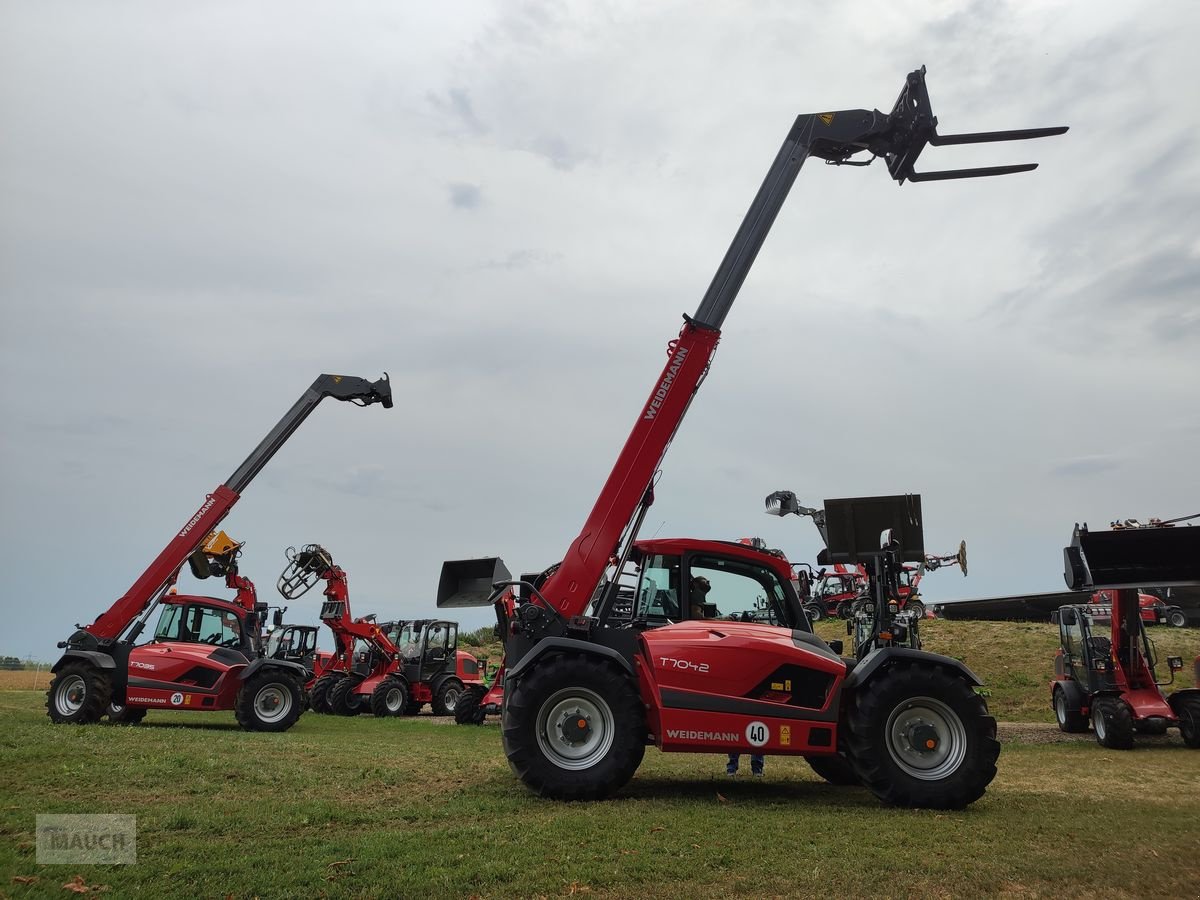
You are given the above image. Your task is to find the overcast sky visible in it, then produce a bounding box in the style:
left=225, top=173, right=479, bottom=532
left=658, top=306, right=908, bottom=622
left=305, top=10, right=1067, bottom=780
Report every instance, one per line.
left=2, top=1, right=1197, bottom=660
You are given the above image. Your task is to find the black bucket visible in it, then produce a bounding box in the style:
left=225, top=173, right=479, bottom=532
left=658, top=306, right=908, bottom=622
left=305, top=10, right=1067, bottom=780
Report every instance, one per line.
left=1064, top=525, right=1200, bottom=590
left=437, top=557, right=512, bottom=608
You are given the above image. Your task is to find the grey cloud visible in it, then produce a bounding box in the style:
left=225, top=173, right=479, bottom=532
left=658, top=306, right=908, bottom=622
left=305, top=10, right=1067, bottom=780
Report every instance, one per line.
left=448, top=182, right=483, bottom=209
left=428, top=87, right=488, bottom=136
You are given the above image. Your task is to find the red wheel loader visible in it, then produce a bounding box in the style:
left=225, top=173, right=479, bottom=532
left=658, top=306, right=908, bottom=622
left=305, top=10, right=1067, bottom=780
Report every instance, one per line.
left=1053, top=515, right=1200, bottom=748
left=46, top=374, right=392, bottom=732
left=438, top=69, right=1065, bottom=807
left=276, top=545, right=484, bottom=716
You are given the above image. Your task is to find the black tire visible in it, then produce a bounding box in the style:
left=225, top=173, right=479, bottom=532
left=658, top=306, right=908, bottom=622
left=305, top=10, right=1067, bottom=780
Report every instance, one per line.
left=105, top=702, right=147, bottom=725
left=837, top=601, right=854, bottom=621
left=404, top=699, right=424, bottom=716
left=308, top=674, right=340, bottom=714
left=328, top=677, right=367, bottom=716
left=805, top=604, right=825, bottom=623
left=503, top=654, right=646, bottom=800
left=845, top=663, right=999, bottom=809
left=432, top=679, right=464, bottom=716
left=369, top=677, right=408, bottom=717
left=235, top=671, right=302, bottom=732
left=906, top=600, right=926, bottom=620
left=805, top=753, right=861, bottom=786
left=1091, top=696, right=1134, bottom=750
left=1053, top=685, right=1088, bottom=733
left=455, top=684, right=488, bottom=725
left=1135, top=718, right=1169, bottom=736
left=1171, top=694, right=1200, bottom=748
left=46, top=663, right=111, bottom=725
left=1167, top=608, right=1187, bottom=629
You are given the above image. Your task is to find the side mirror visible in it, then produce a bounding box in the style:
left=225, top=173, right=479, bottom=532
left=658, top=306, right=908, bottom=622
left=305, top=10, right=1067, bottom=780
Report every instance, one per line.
left=273, top=609, right=284, bottom=628
left=827, top=639, right=844, bottom=656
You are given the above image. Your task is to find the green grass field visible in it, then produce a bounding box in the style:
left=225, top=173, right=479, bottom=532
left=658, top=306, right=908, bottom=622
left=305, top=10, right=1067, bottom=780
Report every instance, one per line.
left=3, top=621, right=1199, bottom=898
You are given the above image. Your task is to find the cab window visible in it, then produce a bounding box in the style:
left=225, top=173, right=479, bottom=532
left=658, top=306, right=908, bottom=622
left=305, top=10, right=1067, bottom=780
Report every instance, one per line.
left=634, top=555, right=681, bottom=621
left=687, top=555, right=792, bottom=627
left=155, top=604, right=242, bottom=648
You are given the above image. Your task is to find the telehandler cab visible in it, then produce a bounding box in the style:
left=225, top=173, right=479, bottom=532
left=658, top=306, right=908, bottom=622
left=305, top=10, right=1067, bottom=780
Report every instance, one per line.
left=1053, top=515, right=1200, bottom=748
left=438, top=69, right=1064, bottom=807
left=46, top=373, right=392, bottom=732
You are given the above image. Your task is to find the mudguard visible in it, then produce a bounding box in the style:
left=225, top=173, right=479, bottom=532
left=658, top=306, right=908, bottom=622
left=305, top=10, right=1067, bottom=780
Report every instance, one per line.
left=506, top=637, right=635, bottom=683
left=239, top=658, right=307, bottom=682
left=1052, top=677, right=1086, bottom=711
left=842, top=646, right=982, bottom=690
left=51, top=650, right=116, bottom=673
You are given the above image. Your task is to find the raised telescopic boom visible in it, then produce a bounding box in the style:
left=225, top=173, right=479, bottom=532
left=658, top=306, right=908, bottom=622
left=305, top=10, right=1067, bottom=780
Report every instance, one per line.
left=520, top=68, right=1065, bottom=621
left=73, top=374, right=392, bottom=646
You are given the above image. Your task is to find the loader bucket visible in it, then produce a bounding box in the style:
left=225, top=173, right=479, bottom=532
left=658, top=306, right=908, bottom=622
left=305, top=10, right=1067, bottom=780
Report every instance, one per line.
left=438, top=557, right=512, bottom=608
left=1064, top=524, right=1200, bottom=590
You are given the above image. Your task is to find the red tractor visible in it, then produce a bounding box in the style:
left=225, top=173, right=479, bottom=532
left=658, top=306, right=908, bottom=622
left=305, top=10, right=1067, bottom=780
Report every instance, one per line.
left=1053, top=516, right=1200, bottom=748
left=277, top=545, right=484, bottom=717
left=437, top=69, right=1063, bottom=807
left=46, top=374, right=392, bottom=731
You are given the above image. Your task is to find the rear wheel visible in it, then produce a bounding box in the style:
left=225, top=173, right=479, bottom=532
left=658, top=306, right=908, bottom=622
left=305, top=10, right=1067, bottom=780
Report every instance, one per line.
left=235, top=672, right=302, bottom=732
left=503, top=654, right=645, bottom=800
left=1092, top=696, right=1134, bottom=749
left=1167, top=608, right=1187, bottom=628
left=1053, top=685, right=1088, bottom=733
left=805, top=603, right=825, bottom=623
left=836, top=601, right=854, bottom=621
left=46, top=663, right=111, bottom=725
left=309, top=674, right=340, bottom=714
left=105, top=702, right=147, bottom=725
left=906, top=600, right=926, bottom=620
left=432, top=679, right=464, bottom=716
left=845, top=664, right=999, bottom=809
left=328, top=677, right=367, bottom=716
left=805, top=753, right=861, bottom=786
left=455, top=684, right=488, bottom=725
left=1171, top=694, right=1200, bottom=748
left=370, top=678, right=408, bottom=717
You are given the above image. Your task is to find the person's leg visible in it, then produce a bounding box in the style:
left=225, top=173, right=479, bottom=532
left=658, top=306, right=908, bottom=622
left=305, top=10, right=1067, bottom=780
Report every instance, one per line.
left=726, top=753, right=739, bottom=775
left=750, top=754, right=764, bottom=776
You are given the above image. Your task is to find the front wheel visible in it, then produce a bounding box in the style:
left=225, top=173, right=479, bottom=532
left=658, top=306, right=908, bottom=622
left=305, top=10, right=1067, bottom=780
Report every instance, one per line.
left=1053, top=685, right=1088, bottom=733
left=805, top=603, right=825, bottom=623
left=1091, top=696, right=1134, bottom=750
left=370, top=678, right=408, bottom=717
left=502, top=654, right=646, bottom=800
left=308, top=674, right=341, bottom=714
left=845, top=664, right=999, bottom=809
left=432, top=679, right=464, bottom=716
left=455, top=685, right=488, bottom=725
left=328, top=677, right=367, bottom=716
left=46, top=663, right=111, bottom=725
left=836, top=601, right=854, bottom=621
left=1167, top=608, right=1187, bottom=629
left=235, top=672, right=302, bottom=732
left=1170, top=694, right=1200, bottom=748
left=906, top=600, right=926, bottom=620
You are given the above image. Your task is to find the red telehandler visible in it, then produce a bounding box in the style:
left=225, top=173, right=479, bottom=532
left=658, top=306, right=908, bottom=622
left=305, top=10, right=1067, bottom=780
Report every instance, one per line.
left=277, top=545, right=485, bottom=716
left=46, top=374, right=392, bottom=732
left=438, top=68, right=1065, bottom=807
left=1053, top=515, right=1200, bottom=748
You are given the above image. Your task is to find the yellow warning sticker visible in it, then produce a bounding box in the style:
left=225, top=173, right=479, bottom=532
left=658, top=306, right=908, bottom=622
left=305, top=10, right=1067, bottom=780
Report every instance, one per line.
left=184, top=695, right=192, bottom=706
left=780, top=725, right=791, bottom=746
left=818, top=113, right=835, bottom=126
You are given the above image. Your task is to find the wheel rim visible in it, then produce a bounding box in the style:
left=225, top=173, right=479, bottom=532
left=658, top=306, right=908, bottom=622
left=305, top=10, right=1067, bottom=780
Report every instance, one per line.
left=1092, top=705, right=1107, bottom=740
left=55, top=675, right=87, bottom=716
left=535, top=687, right=615, bottom=771
left=884, top=695, right=968, bottom=781
left=1054, top=691, right=1067, bottom=725
left=385, top=687, right=404, bottom=712
left=443, top=687, right=461, bottom=712
left=254, top=684, right=292, bottom=723
left=1170, top=612, right=1185, bottom=627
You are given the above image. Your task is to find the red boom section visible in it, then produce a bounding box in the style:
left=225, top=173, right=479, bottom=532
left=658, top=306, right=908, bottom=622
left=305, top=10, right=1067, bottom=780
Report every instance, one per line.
left=86, top=485, right=240, bottom=640
left=539, top=322, right=721, bottom=617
